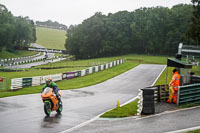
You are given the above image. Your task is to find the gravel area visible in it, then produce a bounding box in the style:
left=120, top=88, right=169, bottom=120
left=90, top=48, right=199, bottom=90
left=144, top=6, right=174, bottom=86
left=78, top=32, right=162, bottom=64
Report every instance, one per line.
left=155, top=102, right=178, bottom=114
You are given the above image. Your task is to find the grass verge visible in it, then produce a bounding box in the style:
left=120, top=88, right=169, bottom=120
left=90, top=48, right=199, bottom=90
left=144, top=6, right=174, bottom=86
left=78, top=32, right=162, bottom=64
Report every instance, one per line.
left=0, top=61, right=138, bottom=98
left=0, top=50, right=38, bottom=59
left=188, top=130, right=200, bottom=133
left=101, top=99, right=138, bottom=118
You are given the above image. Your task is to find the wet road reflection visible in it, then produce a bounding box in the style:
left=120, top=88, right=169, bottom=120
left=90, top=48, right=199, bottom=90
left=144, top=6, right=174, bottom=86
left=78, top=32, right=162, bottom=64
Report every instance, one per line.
left=41, top=114, right=62, bottom=128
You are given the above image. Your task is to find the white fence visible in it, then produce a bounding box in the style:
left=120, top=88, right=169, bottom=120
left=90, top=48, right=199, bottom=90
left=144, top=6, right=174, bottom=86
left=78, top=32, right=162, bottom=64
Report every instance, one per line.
left=10, top=59, right=124, bottom=90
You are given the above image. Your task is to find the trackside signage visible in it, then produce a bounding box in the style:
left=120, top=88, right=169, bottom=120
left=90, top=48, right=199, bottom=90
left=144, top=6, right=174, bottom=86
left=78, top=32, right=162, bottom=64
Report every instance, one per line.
left=62, top=72, right=78, bottom=79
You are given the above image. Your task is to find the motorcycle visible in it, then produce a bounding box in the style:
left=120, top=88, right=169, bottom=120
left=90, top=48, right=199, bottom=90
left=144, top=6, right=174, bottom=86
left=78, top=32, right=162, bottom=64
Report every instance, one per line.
left=41, top=87, right=63, bottom=116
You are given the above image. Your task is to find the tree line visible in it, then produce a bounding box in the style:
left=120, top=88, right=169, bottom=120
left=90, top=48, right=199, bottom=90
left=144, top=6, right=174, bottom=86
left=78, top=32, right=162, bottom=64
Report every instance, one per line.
left=36, top=20, right=67, bottom=30
left=65, top=4, right=198, bottom=59
left=0, top=4, right=36, bottom=52
left=186, top=0, right=200, bottom=45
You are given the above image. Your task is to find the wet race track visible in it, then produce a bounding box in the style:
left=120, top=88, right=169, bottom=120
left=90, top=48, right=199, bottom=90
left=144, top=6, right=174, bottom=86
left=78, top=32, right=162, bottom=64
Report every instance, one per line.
left=0, top=64, right=166, bottom=133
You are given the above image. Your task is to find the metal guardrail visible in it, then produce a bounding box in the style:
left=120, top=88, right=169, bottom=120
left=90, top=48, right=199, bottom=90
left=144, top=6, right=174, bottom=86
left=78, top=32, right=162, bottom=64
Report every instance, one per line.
left=10, top=59, right=124, bottom=90
left=177, top=83, right=200, bottom=106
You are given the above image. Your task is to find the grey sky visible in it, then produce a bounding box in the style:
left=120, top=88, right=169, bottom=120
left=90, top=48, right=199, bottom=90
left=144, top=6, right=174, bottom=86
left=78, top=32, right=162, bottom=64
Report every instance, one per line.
left=1, top=0, right=191, bottom=26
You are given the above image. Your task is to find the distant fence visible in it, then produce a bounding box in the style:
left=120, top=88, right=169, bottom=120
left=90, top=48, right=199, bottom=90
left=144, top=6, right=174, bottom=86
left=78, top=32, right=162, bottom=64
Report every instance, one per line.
left=0, top=53, right=60, bottom=67
left=10, top=59, right=124, bottom=90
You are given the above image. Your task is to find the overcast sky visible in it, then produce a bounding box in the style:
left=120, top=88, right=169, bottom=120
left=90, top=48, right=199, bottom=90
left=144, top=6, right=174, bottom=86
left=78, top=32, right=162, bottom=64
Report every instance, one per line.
left=1, top=0, right=191, bottom=26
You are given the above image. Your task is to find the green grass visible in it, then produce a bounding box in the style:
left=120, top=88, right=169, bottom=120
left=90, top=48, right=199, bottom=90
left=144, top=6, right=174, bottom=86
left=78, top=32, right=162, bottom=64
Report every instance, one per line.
left=0, top=50, right=38, bottom=59
left=0, top=54, right=188, bottom=99
left=0, top=54, right=171, bottom=98
left=0, top=61, right=138, bottom=98
left=101, top=99, right=139, bottom=118
left=188, top=130, right=200, bottom=133
left=0, top=54, right=169, bottom=80
left=36, top=27, right=66, bottom=50
left=154, top=67, right=174, bottom=85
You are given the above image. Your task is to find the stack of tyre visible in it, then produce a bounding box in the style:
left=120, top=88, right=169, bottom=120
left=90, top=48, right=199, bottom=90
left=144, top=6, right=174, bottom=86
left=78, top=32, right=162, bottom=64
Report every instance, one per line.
left=142, top=87, right=157, bottom=114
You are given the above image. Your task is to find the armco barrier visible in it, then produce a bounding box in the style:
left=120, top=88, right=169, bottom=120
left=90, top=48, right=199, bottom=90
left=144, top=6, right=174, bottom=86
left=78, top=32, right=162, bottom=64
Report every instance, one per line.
left=10, top=59, right=124, bottom=90
left=85, top=69, right=89, bottom=75
left=81, top=69, right=86, bottom=77
left=32, top=76, right=41, bottom=86
left=0, top=77, right=9, bottom=89
left=22, top=78, right=32, bottom=88
left=62, top=72, right=77, bottom=79
left=11, top=78, right=23, bottom=90
left=89, top=67, right=93, bottom=74
left=77, top=71, right=82, bottom=77
left=95, top=66, right=99, bottom=72
left=98, top=65, right=101, bottom=71
left=40, top=74, right=62, bottom=84
left=177, top=83, right=200, bottom=106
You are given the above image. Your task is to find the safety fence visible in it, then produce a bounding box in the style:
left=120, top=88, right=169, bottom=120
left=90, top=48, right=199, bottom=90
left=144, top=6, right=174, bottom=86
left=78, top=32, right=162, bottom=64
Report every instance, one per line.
left=137, top=83, right=200, bottom=115
left=137, top=85, right=168, bottom=115
left=177, top=83, right=200, bottom=106
left=0, top=77, right=9, bottom=89
left=10, top=59, right=124, bottom=90
left=0, top=53, right=60, bottom=67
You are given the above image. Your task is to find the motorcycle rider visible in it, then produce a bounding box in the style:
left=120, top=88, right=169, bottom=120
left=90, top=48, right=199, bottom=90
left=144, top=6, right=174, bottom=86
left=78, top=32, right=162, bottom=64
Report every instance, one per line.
left=41, top=77, right=61, bottom=104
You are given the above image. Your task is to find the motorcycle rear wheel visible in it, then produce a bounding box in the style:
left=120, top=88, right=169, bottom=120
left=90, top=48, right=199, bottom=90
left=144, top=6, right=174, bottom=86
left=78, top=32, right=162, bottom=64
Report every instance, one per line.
left=44, top=101, right=51, bottom=116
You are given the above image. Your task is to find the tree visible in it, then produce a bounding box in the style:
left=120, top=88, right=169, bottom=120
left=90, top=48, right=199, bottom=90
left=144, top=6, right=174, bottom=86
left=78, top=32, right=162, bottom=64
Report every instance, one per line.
left=65, top=4, right=194, bottom=58
left=0, top=4, right=14, bottom=51
left=186, top=0, right=200, bottom=45
left=0, top=4, right=37, bottom=51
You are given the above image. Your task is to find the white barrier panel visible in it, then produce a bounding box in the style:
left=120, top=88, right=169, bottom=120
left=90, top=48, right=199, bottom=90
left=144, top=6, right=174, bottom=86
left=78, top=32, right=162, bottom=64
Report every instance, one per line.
left=32, top=76, right=41, bottom=86
left=95, top=66, right=99, bottom=72
left=89, top=67, right=93, bottom=74
left=105, top=64, right=108, bottom=69
left=110, top=62, right=113, bottom=68
left=101, top=65, right=104, bottom=71
left=117, top=60, right=120, bottom=65
left=81, top=69, right=86, bottom=76
left=40, top=73, right=62, bottom=84
left=114, top=61, right=116, bottom=66
left=11, top=78, right=23, bottom=90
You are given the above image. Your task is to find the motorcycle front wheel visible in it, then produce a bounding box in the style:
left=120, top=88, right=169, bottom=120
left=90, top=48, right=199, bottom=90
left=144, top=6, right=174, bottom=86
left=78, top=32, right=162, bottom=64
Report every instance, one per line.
left=44, top=101, right=51, bottom=116
left=56, top=101, right=63, bottom=114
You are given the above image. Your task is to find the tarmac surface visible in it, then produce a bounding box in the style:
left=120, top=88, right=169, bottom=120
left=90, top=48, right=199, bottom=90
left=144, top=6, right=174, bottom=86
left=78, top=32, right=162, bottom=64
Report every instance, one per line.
left=0, top=64, right=166, bottom=133
left=72, top=106, right=200, bottom=133
left=5, top=43, right=64, bottom=69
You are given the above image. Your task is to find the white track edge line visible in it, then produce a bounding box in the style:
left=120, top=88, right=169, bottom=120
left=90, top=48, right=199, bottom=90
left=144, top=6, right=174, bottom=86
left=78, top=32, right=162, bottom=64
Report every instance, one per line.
left=165, top=126, right=200, bottom=133
left=151, top=65, right=167, bottom=86
left=60, top=96, right=139, bottom=133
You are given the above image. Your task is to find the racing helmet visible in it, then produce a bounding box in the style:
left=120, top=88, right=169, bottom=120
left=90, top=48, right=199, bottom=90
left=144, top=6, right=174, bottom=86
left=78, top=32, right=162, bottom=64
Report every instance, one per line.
left=45, top=77, right=52, bottom=85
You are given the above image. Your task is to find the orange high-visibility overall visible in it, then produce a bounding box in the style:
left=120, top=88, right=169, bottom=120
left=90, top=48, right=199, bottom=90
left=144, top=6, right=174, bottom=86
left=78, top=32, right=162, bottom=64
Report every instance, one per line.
left=169, top=71, right=180, bottom=104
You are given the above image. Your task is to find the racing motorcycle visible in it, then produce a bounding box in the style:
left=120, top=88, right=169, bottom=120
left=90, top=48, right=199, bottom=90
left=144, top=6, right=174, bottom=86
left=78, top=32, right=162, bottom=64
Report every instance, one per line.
left=41, top=87, right=63, bottom=116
